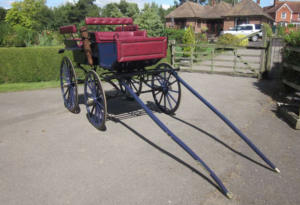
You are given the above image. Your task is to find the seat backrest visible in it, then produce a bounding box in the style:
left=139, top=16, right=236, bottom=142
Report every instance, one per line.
left=115, top=25, right=139, bottom=32
left=59, top=25, right=77, bottom=34
left=85, top=17, right=133, bottom=25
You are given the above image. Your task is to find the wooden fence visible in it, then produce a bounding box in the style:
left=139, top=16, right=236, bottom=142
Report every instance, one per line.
left=169, top=27, right=271, bottom=78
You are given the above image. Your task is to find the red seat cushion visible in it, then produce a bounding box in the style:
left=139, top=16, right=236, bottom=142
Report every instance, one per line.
left=59, top=25, right=77, bottom=34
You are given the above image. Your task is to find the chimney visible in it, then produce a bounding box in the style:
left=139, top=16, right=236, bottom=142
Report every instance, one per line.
left=257, top=0, right=260, bottom=5
left=274, top=0, right=279, bottom=6
left=212, top=0, right=216, bottom=7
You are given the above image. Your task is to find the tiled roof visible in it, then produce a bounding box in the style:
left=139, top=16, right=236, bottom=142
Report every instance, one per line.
left=223, top=0, right=274, bottom=20
left=265, top=2, right=300, bottom=13
left=165, top=0, right=273, bottom=20
left=202, top=1, right=233, bottom=19
left=165, top=1, right=205, bottom=18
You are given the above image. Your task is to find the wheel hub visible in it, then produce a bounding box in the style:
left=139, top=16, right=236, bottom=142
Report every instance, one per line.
left=87, top=97, right=96, bottom=106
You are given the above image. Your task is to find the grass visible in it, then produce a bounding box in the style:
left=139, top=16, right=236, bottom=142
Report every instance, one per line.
left=0, top=81, right=61, bottom=93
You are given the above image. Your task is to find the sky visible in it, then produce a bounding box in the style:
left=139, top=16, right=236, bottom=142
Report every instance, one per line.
left=1, top=0, right=299, bottom=10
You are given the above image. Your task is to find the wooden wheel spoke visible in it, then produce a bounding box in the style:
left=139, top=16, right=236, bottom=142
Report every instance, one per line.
left=167, top=92, right=177, bottom=104
left=131, top=81, right=138, bottom=92
left=158, top=92, right=164, bottom=105
left=64, top=88, right=70, bottom=97
left=169, top=79, right=177, bottom=86
left=154, top=90, right=162, bottom=96
left=169, top=89, right=179, bottom=93
left=97, top=101, right=104, bottom=110
left=166, top=93, right=173, bottom=110
left=164, top=93, right=167, bottom=110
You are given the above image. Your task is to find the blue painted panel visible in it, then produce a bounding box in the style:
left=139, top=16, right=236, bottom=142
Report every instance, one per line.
left=98, top=42, right=117, bottom=69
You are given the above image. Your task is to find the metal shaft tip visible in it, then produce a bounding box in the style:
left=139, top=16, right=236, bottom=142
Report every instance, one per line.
left=275, top=168, right=280, bottom=173
left=226, top=193, right=232, bottom=199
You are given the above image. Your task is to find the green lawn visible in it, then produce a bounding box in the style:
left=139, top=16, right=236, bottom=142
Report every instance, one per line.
left=0, top=81, right=61, bottom=93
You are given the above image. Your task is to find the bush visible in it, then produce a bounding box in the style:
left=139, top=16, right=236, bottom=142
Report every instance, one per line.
left=0, top=22, right=13, bottom=47
left=0, top=47, right=73, bottom=83
left=182, top=24, right=195, bottom=57
left=218, top=34, right=238, bottom=45
left=165, top=28, right=185, bottom=44
left=262, top=23, right=273, bottom=38
left=234, top=34, right=249, bottom=46
left=277, top=25, right=285, bottom=37
left=282, top=30, right=300, bottom=85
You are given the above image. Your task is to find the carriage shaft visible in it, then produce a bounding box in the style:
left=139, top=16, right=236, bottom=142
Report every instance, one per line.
left=172, top=72, right=280, bottom=173
left=120, top=79, right=231, bottom=199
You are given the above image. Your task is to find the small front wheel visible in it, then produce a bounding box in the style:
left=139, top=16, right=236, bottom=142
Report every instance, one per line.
left=119, top=77, right=143, bottom=100
left=84, top=70, right=107, bottom=130
left=151, top=63, right=181, bottom=114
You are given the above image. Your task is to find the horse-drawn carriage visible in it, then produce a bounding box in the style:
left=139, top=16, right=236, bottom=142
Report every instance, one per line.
left=58, top=17, right=279, bottom=198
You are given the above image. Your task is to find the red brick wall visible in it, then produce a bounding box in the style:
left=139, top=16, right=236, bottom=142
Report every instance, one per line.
left=276, top=5, right=292, bottom=23
left=165, top=19, right=172, bottom=29
left=224, top=17, right=235, bottom=30
left=292, top=13, right=300, bottom=21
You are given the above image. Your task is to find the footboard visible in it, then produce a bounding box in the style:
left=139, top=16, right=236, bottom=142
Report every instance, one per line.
left=116, top=37, right=167, bottom=62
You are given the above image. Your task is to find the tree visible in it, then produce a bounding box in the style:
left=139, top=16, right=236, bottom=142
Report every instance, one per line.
left=134, top=3, right=164, bottom=37
left=0, top=6, right=7, bottom=21
left=125, top=3, right=139, bottom=19
left=5, top=0, right=47, bottom=29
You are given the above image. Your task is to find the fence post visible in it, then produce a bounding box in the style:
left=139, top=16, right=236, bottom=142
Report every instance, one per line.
left=211, top=48, right=215, bottom=74
left=170, top=40, right=175, bottom=66
left=190, top=45, right=193, bottom=72
left=233, top=49, right=237, bottom=76
left=266, top=39, right=273, bottom=72
left=260, top=25, right=267, bottom=75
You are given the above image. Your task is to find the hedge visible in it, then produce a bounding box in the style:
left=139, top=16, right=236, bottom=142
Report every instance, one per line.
left=0, top=46, right=172, bottom=84
left=0, top=47, right=73, bottom=83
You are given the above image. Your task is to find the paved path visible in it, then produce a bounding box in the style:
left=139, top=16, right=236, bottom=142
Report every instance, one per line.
left=0, top=73, right=299, bottom=205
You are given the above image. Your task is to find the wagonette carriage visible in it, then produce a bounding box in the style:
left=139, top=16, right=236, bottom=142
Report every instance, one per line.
left=59, top=17, right=280, bottom=198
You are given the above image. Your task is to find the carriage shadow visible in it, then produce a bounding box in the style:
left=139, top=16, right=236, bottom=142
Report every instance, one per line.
left=79, top=93, right=272, bottom=172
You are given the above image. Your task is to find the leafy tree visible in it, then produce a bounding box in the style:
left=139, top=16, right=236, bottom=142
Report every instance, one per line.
left=5, top=0, right=47, bottom=29
left=0, top=6, right=7, bottom=21
left=125, top=3, right=139, bottom=19
left=134, top=3, right=164, bottom=37
left=52, top=5, right=71, bottom=29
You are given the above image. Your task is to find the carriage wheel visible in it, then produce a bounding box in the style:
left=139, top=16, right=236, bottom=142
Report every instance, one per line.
left=119, top=76, right=143, bottom=100
left=151, top=63, right=181, bottom=114
left=84, top=70, right=107, bottom=130
left=60, top=57, right=78, bottom=113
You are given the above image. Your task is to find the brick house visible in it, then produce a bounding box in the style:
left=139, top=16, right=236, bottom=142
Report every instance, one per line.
left=263, top=0, right=300, bottom=26
left=165, top=0, right=274, bottom=35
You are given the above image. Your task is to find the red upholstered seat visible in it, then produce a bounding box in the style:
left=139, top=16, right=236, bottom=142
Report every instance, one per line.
left=115, top=25, right=139, bottom=32
left=92, top=31, right=147, bottom=43
left=85, top=17, right=133, bottom=25
left=59, top=25, right=77, bottom=34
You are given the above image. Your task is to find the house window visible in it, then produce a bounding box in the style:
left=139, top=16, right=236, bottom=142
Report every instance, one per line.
left=298, top=14, right=300, bottom=20
left=281, top=12, right=286, bottom=19
left=197, top=19, right=201, bottom=28
left=235, top=17, right=249, bottom=25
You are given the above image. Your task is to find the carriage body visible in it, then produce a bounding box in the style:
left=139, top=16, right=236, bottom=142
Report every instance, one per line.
left=59, top=17, right=167, bottom=70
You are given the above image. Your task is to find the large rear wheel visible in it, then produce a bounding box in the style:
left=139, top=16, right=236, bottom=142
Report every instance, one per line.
left=60, top=57, right=78, bottom=113
left=84, top=70, right=107, bottom=130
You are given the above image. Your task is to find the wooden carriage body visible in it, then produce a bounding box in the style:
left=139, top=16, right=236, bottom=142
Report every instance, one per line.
left=59, top=17, right=167, bottom=70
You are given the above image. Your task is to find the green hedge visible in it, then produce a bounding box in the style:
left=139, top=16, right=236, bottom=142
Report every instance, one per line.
left=0, top=47, right=73, bottom=83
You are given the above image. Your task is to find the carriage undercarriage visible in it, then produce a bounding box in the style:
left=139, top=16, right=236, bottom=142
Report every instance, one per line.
left=59, top=17, right=279, bottom=199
